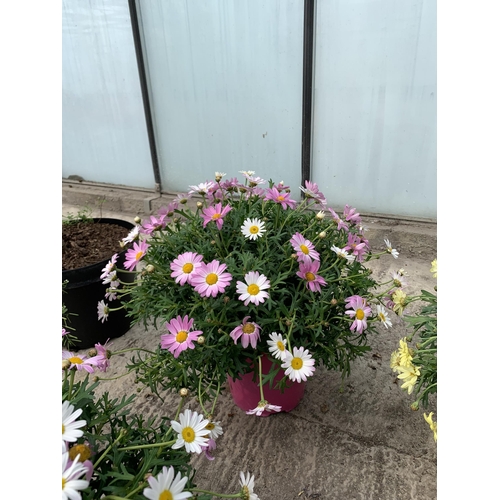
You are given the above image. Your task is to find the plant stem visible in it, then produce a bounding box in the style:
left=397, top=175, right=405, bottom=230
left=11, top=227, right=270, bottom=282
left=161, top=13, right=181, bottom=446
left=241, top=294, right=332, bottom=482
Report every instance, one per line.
left=67, top=369, right=76, bottom=400
left=93, top=429, right=127, bottom=468
left=118, top=439, right=176, bottom=452
left=258, top=355, right=265, bottom=401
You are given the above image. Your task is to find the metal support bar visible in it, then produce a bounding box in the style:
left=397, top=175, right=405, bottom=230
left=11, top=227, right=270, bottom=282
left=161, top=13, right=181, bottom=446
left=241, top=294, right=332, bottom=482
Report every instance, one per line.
left=301, top=0, right=315, bottom=192
left=128, top=0, right=162, bottom=192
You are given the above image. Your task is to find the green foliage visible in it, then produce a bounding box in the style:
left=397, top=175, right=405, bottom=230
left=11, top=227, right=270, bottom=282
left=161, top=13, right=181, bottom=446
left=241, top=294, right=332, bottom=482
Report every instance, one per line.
left=109, top=175, right=392, bottom=402
left=62, top=206, right=94, bottom=225
left=62, top=375, right=197, bottom=499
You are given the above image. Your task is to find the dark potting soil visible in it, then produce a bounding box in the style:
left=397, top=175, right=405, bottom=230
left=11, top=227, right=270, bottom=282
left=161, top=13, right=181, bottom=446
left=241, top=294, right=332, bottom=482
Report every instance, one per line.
left=62, top=221, right=130, bottom=271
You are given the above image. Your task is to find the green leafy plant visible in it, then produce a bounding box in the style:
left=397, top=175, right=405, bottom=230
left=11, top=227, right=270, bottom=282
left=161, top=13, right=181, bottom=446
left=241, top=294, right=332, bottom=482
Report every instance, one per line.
left=390, top=259, right=437, bottom=442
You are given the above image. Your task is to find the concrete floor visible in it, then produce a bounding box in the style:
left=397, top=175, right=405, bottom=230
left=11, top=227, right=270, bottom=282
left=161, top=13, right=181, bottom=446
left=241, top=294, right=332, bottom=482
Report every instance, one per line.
left=63, top=183, right=437, bottom=500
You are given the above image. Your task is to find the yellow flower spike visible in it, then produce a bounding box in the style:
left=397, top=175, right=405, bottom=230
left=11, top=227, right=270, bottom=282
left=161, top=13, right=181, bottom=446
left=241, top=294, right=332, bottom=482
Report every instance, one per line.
left=423, top=412, right=438, bottom=442
left=430, top=259, right=437, bottom=279
left=396, top=363, right=420, bottom=395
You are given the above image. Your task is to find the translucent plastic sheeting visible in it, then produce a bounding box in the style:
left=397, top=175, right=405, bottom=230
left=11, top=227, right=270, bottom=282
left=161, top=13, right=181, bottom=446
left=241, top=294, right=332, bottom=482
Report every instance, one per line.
left=137, top=0, right=304, bottom=196
left=312, top=0, right=437, bottom=219
left=62, top=0, right=155, bottom=189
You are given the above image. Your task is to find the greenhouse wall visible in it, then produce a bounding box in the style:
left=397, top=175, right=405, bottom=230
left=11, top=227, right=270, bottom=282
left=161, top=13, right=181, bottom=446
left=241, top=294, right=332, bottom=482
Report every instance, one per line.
left=62, top=0, right=436, bottom=220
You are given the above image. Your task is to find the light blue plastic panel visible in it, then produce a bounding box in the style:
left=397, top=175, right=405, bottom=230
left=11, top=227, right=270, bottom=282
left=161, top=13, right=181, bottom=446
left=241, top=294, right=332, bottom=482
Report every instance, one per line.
left=137, top=0, right=304, bottom=196
left=62, top=0, right=155, bottom=189
left=312, top=0, right=437, bottom=219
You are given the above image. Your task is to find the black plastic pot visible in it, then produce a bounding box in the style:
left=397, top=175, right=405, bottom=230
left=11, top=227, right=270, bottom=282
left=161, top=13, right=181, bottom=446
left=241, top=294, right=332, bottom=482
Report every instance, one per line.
left=62, top=218, right=135, bottom=350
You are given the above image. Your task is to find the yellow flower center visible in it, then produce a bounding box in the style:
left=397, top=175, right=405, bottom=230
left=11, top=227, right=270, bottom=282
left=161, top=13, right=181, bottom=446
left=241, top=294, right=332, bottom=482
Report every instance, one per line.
left=249, top=225, right=259, bottom=234
left=291, top=357, right=303, bottom=370
left=300, top=244, right=309, bottom=254
left=305, top=272, right=315, bottom=281
left=242, top=323, right=256, bottom=334
left=176, top=330, right=188, bottom=343
left=135, top=251, right=144, bottom=261
left=182, top=426, right=195, bottom=443
left=68, top=356, right=83, bottom=364
left=355, top=309, right=365, bottom=320
left=247, top=284, right=260, bottom=295
left=211, top=213, right=221, bottom=220
left=379, top=312, right=386, bottom=322
left=205, top=273, right=219, bottom=285
left=277, top=341, right=285, bottom=351
left=159, top=491, right=173, bottom=500
left=277, top=195, right=285, bottom=201
left=62, top=424, right=65, bottom=434
left=69, top=444, right=92, bottom=462
left=62, top=478, right=66, bottom=490
left=182, top=263, right=194, bottom=273
left=205, top=423, right=215, bottom=431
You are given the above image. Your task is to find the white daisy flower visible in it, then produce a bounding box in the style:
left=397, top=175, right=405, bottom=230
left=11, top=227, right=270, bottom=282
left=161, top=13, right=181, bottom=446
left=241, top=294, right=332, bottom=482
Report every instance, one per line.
left=62, top=452, right=89, bottom=500
left=267, top=332, right=288, bottom=361
left=236, top=271, right=270, bottom=306
left=239, top=170, right=256, bottom=177
left=214, top=171, right=226, bottom=182
left=282, top=346, right=316, bottom=383
left=384, top=238, right=399, bottom=259
left=376, top=305, right=392, bottom=328
left=246, top=401, right=282, bottom=416
left=122, top=225, right=140, bottom=244
left=171, top=409, right=210, bottom=454
left=241, top=218, right=266, bottom=240
left=62, top=401, right=86, bottom=451
left=188, top=181, right=216, bottom=195
left=330, top=245, right=355, bottom=263
left=315, top=210, right=326, bottom=220
left=97, top=300, right=110, bottom=323
left=239, top=472, right=260, bottom=500
left=143, top=465, right=192, bottom=500
left=204, top=420, right=223, bottom=440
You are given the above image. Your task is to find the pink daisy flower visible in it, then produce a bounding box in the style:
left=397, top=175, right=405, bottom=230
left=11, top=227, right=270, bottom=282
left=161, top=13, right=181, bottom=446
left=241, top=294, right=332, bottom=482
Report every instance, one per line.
left=345, top=296, right=372, bottom=333
left=140, top=214, right=167, bottom=235
left=264, top=186, right=297, bottom=209
left=343, top=205, right=362, bottom=225
left=296, top=261, right=327, bottom=292
left=123, top=240, right=150, bottom=271
left=343, top=233, right=367, bottom=262
left=100, top=253, right=118, bottom=279
left=327, top=208, right=349, bottom=231
left=191, top=260, right=233, bottom=297
left=201, top=202, right=232, bottom=230
left=300, top=180, right=327, bottom=208
left=170, top=252, right=204, bottom=286
left=236, top=271, right=270, bottom=306
left=62, top=351, right=99, bottom=373
left=161, top=315, right=202, bottom=358
left=93, top=340, right=112, bottom=372
left=230, top=316, right=261, bottom=348
left=290, top=232, right=320, bottom=263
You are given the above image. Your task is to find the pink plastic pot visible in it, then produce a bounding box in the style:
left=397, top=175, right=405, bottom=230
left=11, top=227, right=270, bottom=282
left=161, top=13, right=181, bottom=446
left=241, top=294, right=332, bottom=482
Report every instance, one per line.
left=227, top=355, right=306, bottom=417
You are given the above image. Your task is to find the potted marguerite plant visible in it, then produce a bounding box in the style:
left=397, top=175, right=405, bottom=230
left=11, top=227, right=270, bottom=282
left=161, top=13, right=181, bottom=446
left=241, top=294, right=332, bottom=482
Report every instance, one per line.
left=98, top=171, right=400, bottom=417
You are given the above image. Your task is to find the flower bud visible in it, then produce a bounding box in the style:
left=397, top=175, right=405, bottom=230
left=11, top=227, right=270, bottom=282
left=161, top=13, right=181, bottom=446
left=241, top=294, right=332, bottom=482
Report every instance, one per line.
left=211, top=240, right=216, bottom=245
left=330, top=298, right=338, bottom=306
left=179, top=198, right=188, bottom=205
left=69, top=443, right=92, bottom=462
left=291, top=253, right=298, bottom=260
left=318, top=231, right=326, bottom=239
left=285, top=319, right=292, bottom=326
left=93, top=376, right=99, bottom=382
left=62, top=359, right=71, bottom=370
left=144, top=473, right=153, bottom=481
left=87, top=348, right=97, bottom=357
left=179, top=388, right=189, bottom=397
left=197, top=335, right=205, bottom=345
left=434, top=285, right=437, bottom=292
left=134, top=216, right=141, bottom=224
left=410, top=402, right=419, bottom=411
left=145, top=264, right=155, bottom=273
left=196, top=201, right=203, bottom=208
left=119, top=241, right=126, bottom=249
left=316, top=210, right=326, bottom=220
left=223, top=296, right=230, bottom=303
